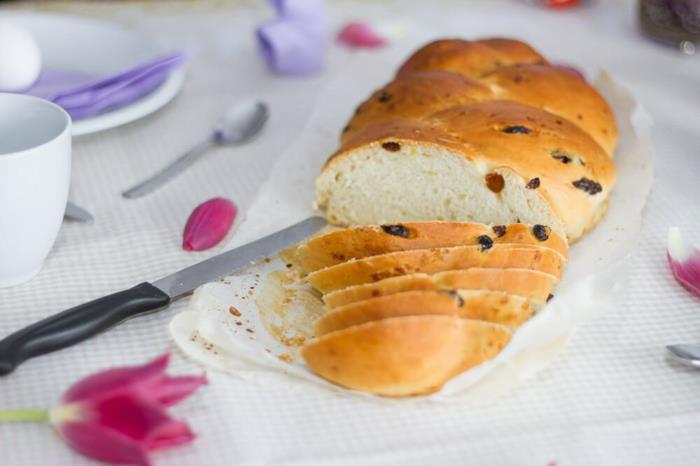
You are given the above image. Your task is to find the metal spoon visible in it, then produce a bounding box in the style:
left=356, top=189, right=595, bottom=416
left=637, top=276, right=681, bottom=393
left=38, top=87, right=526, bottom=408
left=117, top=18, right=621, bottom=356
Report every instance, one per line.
left=64, top=201, right=94, bottom=223
left=667, top=344, right=700, bottom=369
left=122, top=100, right=269, bottom=199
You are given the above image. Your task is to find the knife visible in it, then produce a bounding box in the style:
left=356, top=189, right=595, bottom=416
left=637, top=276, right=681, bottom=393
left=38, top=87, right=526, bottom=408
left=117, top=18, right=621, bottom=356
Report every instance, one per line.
left=0, top=216, right=326, bottom=375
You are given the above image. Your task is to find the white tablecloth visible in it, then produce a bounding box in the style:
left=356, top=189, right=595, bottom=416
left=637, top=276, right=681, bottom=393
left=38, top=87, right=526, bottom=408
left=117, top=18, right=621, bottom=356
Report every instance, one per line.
left=1, top=1, right=700, bottom=465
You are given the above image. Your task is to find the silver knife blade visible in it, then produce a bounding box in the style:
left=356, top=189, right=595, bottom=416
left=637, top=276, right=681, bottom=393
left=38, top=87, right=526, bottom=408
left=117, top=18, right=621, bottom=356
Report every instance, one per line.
left=64, top=201, right=94, bottom=222
left=152, top=216, right=327, bottom=298
left=666, top=344, right=700, bottom=368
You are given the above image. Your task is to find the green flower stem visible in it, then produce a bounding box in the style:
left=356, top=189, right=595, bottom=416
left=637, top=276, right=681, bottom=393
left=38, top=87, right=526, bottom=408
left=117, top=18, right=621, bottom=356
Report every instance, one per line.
left=0, top=409, right=49, bottom=422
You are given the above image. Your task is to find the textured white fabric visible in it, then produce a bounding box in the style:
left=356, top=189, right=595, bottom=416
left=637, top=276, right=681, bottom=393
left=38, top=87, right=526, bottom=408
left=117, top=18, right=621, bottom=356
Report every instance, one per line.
left=1, top=1, right=700, bottom=465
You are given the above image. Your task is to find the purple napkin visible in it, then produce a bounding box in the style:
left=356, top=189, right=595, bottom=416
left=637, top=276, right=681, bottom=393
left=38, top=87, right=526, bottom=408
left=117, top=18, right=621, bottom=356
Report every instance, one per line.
left=24, top=51, right=187, bottom=120
left=256, top=0, right=326, bottom=75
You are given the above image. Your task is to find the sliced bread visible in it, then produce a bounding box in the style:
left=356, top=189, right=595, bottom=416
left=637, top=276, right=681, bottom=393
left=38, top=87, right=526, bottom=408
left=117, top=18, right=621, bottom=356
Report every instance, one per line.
left=323, top=268, right=557, bottom=309
left=315, top=289, right=537, bottom=335
left=307, top=244, right=564, bottom=293
left=296, top=222, right=567, bottom=273
left=301, top=315, right=512, bottom=396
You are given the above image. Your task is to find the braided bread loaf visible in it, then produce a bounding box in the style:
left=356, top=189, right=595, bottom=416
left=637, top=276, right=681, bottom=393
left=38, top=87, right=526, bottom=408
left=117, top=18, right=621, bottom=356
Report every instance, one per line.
left=315, top=38, right=618, bottom=242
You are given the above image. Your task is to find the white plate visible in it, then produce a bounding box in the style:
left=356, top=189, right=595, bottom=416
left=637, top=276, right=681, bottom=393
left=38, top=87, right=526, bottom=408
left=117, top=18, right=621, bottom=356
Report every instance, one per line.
left=0, top=12, right=185, bottom=136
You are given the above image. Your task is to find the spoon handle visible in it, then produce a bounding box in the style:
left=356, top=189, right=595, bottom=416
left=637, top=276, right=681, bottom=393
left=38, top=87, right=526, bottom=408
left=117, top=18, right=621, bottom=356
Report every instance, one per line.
left=122, top=138, right=215, bottom=199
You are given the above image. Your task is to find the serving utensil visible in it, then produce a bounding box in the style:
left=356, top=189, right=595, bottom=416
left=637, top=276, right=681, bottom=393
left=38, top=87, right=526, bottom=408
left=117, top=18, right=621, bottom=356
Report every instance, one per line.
left=0, top=216, right=327, bottom=375
left=122, top=100, right=269, bottom=198
left=667, top=344, right=700, bottom=368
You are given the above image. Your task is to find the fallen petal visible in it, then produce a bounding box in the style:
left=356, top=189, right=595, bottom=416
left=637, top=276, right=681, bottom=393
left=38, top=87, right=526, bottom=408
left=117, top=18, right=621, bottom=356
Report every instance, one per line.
left=337, top=22, right=387, bottom=48
left=183, top=198, right=237, bottom=251
left=667, top=227, right=700, bottom=297
left=63, top=354, right=170, bottom=404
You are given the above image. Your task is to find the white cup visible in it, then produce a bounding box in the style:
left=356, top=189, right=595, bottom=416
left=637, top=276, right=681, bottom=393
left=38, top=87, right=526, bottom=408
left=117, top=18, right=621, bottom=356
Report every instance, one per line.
left=0, top=93, right=71, bottom=287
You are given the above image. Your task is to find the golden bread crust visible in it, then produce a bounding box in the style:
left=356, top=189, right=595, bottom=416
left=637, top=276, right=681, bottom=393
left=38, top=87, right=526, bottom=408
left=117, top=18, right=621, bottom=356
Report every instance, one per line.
left=307, top=244, right=564, bottom=293
left=301, top=315, right=511, bottom=396
left=296, top=222, right=568, bottom=273
left=398, top=38, right=547, bottom=79
left=342, top=71, right=493, bottom=143
left=323, top=268, right=557, bottom=309
left=482, top=64, right=617, bottom=155
left=344, top=64, right=616, bottom=156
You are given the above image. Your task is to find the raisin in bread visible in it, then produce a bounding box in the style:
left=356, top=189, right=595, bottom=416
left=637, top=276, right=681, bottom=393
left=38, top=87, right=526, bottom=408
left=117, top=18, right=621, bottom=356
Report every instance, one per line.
left=315, top=38, right=617, bottom=242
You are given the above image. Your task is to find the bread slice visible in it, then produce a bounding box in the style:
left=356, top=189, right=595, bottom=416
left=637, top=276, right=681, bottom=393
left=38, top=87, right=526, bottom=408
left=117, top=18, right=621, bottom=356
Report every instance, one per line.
left=307, top=244, right=564, bottom=293
left=296, top=222, right=568, bottom=273
left=302, top=315, right=512, bottom=396
left=316, top=100, right=615, bottom=242
left=315, top=289, right=537, bottom=335
left=323, top=268, right=556, bottom=309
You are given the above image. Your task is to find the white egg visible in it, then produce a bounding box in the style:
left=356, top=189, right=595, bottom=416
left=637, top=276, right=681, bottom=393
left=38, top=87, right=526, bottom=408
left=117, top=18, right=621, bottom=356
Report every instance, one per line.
left=0, top=22, right=42, bottom=91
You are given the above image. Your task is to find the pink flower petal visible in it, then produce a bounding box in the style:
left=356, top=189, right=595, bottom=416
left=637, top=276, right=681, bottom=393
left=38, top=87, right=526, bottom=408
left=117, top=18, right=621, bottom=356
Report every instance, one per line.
left=146, top=419, right=196, bottom=451
left=183, top=197, right=237, bottom=251
left=667, top=227, right=700, bottom=297
left=92, top=394, right=175, bottom=443
left=63, top=354, right=170, bottom=404
left=149, top=373, right=208, bottom=407
left=337, top=22, right=387, bottom=48
left=60, top=422, right=151, bottom=466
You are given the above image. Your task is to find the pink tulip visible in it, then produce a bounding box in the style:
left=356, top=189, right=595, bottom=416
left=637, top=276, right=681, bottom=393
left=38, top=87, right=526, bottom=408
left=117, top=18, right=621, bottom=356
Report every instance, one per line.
left=49, top=354, right=206, bottom=466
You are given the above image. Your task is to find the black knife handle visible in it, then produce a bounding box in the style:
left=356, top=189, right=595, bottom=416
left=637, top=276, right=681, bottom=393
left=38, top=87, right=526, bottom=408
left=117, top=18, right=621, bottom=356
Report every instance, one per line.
left=0, top=282, right=170, bottom=376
